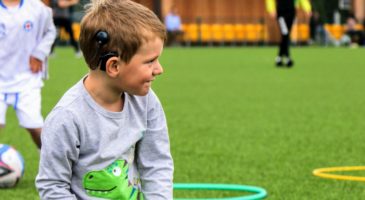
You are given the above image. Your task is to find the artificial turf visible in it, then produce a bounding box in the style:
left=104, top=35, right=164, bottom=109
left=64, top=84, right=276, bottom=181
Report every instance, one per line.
left=1, top=46, right=365, bottom=199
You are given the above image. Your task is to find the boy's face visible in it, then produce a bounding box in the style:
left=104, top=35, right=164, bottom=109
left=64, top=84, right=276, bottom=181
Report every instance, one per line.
left=116, top=36, right=164, bottom=96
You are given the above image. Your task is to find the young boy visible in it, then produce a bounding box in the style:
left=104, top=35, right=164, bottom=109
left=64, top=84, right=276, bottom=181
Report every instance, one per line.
left=0, top=0, right=56, bottom=149
left=36, top=0, right=174, bottom=199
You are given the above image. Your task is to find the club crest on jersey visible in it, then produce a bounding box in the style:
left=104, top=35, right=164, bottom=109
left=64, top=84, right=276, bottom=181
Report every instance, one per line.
left=23, top=20, right=33, bottom=32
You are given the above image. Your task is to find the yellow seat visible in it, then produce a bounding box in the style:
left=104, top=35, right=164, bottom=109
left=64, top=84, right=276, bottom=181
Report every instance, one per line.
left=72, top=23, right=80, bottom=41
left=234, top=24, right=246, bottom=41
left=298, top=24, right=309, bottom=41
left=324, top=24, right=344, bottom=40
left=332, top=24, right=344, bottom=40
left=246, top=24, right=263, bottom=42
left=355, top=24, right=364, bottom=31
left=292, top=24, right=309, bottom=42
left=254, top=24, right=264, bottom=41
left=223, top=24, right=235, bottom=42
left=324, top=24, right=332, bottom=33
left=182, top=23, right=198, bottom=42
left=211, top=24, right=224, bottom=42
left=200, top=24, right=212, bottom=42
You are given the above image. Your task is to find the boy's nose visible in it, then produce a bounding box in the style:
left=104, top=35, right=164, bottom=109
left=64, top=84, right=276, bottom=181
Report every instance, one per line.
left=153, top=63, right=163, bottom=76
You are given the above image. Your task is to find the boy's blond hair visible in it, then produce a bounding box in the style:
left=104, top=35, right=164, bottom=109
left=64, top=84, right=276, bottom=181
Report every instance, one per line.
left=79, top=0, right=166, bottom=70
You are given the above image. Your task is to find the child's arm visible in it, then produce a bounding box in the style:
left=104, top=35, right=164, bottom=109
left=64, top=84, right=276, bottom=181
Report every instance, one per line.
left=136, top=90, right=174, bottom=199
left=36, top=109, right=80, bottom=199
left=265, top=0, right=277, bottom=18
left=31, top=5, right=56, bottom=64
left=296, top=0, right=312, bottom=15
left=57, top=0, right=79, bottom=8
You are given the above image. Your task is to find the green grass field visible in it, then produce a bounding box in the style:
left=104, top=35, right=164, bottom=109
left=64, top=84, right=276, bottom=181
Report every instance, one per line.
left=1, top=46, right=365, bottom=199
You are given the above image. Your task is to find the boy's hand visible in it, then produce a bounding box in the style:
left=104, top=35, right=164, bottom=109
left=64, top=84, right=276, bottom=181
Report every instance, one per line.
left=29, top=56, right=42, bottom=73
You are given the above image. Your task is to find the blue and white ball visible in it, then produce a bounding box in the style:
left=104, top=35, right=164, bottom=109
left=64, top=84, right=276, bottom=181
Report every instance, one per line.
left=0, top=144, right=24, bottom=188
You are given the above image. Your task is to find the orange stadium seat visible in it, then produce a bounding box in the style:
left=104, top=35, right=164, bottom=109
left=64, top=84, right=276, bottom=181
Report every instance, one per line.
left=211, top=24, right=224, bottom=42
left=291, top=24, right=309, bottom=42
left=254, top=24, right=265, bottom=41
left=72, top=23, right=80, bottom=41
left=246, top=24, right=264, bottom=42
left=223, top=24, right=235, bottom=42
left=59, top=23, right=81, bottom=41
left=354, top=24, right=364, bottom=31
left=234, top=24, right=246, bottom=41
left=298, top=24, right=309, bottom=41
left=200, top=24, right=212, bottom=42
left=324, top=24, right=344, bottom=40
left=182, top=24, right=199, bottom=42
left=332, top=25, right=344, bottom=40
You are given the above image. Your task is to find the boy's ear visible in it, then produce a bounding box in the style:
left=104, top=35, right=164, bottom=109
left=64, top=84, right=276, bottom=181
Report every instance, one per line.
left=105, top=57, right=120, bottom=77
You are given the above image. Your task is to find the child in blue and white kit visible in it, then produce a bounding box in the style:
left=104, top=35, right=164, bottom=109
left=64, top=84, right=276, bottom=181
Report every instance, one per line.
left=36, top=0, right=174, bottom=199
left=0, top=0, right=56, bottom=149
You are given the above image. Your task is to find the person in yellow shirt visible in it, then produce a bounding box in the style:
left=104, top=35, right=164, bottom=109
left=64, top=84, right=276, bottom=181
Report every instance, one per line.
left=266, top=0, right=311, bottom=67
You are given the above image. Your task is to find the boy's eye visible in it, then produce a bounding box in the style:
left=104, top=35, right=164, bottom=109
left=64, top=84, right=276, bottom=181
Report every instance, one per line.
left=146, top=59, right=155, bottom=64
left=145, top=56, right=159, bottom=64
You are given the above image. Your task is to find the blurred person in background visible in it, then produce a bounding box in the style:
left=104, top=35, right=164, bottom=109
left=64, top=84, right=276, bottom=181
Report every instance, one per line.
left=266, top=0, right=311, bottom=67
left=165, top=5, right=183, bottom=46
left=0, top=0, right=56, bottom=149
left=51, top=0, right=81, bottom=57
left=309, top=10, right=327, bottom=45
left=340, top=15, right=365, bottom=47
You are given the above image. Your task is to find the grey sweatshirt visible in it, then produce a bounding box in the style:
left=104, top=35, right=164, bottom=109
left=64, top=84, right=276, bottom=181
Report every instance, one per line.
left=36, top=77, right=173, bottom=199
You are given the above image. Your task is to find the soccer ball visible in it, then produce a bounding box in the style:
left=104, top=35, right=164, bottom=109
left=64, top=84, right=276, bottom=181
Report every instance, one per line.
left=0, top=144, right=24, bottom=188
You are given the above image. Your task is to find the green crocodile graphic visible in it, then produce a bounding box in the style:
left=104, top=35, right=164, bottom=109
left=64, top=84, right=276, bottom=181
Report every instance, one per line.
left=83, top=160, right=144, bottom=200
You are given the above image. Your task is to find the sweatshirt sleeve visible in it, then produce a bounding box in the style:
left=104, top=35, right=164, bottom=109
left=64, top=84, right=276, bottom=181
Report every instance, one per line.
left=265, top=0, right=276, bottom=14
left=136, top=90, right=174, bottom=199
left=36, top=108, right=80, bottom=200
left=31, top=5, right=56, bottom=62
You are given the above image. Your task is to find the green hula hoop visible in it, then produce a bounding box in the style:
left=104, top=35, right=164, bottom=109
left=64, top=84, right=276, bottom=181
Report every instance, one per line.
left=173, top=183, right=267, bottom=200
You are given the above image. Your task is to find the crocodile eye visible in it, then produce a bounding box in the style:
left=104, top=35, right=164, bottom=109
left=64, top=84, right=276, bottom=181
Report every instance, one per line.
left=112, top=167, right=121, bottom=176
